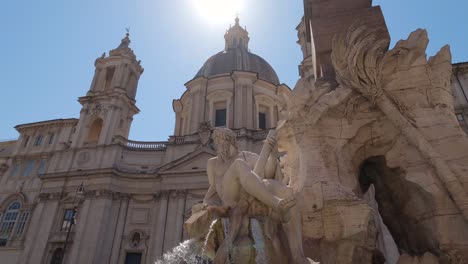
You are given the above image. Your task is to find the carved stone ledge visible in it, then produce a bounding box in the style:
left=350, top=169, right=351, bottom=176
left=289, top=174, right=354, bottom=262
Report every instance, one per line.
left=153, top=190, right=170, bottom=200
left=39, top=192, right=63, bottom=201
left=83, top=189, right=131, bottom=200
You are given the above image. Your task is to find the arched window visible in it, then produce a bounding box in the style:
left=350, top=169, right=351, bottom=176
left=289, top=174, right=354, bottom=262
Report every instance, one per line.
left=104, top=67, right=115, bottom=91
left=0, top=200, right=29, bottom=247
left=87, top=118, right=103, bottom=144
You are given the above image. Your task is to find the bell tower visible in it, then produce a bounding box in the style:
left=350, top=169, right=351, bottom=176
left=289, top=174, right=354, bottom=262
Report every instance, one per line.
left=71, top=32, right=144, bottom=148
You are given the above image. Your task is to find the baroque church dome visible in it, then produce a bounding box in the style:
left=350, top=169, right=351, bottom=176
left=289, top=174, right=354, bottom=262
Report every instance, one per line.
left=194, top=18, right=280, bottom=85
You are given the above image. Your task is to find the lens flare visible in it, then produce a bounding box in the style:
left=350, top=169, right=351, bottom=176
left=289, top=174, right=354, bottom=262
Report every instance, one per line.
left=193, top=0, right=244, bottom=24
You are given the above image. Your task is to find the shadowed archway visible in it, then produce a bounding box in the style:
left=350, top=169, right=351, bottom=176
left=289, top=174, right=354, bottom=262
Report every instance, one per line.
left=359, top=156, right=439, bottom=258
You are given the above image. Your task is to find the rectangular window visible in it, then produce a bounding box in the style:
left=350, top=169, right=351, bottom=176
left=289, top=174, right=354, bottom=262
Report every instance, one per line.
left=37, top=159, right=46, bottom=175
left=61, top=209, right=75, bottom=231
left=34, top=135, right=43, bottom=146
left=125, top=252, right=142, bottom=264
left=259, top=112, right=267, bottom=130
left=457, top=114, right=465, bottom=121
left=10, top=163, right=20, bottom=177
left=215, top=109, right=227, bottom=127
left=14, top=211, right=29, bottom=236
left=23, top=160, right=35, bottom=177
left=23, top=136, right=30, bottom=148
left=48, top=133, right=55, bottom=144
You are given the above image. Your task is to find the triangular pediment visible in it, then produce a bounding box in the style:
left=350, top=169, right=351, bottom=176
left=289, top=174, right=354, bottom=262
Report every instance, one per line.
left=158, top=147, right=216, bottom=173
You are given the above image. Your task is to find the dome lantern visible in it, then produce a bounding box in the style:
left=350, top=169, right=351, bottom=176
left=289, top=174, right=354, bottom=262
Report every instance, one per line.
left=224, top=17, right=250, bottom=51
left=194, top=17, right=280, bottom=85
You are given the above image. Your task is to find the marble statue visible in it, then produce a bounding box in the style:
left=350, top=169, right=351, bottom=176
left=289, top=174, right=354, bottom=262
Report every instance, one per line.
left=185, top=127, right=313, bottom=264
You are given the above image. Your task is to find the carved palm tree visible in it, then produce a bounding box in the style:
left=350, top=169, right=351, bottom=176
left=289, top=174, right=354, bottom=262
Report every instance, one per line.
left=331, top=22, right=468, bottom=220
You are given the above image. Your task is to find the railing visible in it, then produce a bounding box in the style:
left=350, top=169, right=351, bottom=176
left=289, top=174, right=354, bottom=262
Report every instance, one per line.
left=115, top=136, right=167, bottom=151
left=114, top=128, right=270, bottom=151
left=174, top=137, right=185, bottom=144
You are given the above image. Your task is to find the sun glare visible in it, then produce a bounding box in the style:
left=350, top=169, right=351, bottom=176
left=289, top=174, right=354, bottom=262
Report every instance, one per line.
left=193, top=0, right=244, bottom=24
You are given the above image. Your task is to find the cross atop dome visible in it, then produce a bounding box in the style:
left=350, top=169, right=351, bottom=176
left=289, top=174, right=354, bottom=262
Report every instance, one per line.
left=224, top=17, right=250, bottom=51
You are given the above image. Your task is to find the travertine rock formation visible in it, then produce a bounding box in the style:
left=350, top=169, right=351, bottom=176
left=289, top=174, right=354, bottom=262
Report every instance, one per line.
left=279, top=22, right=468, bottom=264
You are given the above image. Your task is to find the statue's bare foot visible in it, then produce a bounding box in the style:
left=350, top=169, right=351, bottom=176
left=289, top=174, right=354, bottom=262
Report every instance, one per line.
left=277, top=195, right=296, bottom=222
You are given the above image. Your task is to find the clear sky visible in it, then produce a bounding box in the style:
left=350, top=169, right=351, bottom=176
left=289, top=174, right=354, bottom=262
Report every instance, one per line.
left=1, top=0, right=467, bottom=142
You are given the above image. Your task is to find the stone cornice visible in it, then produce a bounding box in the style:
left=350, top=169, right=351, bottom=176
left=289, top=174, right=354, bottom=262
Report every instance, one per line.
left=39, top=189, right=201, bottom=202
left=78, top=90, right=140, bottom=114
left=39, top=167, right=161, bottom=180
left=15, top=118, right=78, bottom=133
left=84, top=189, right=131, bottom=200
left=12, top=152, right=52, bottom=161
left=39, top=192, right=63, bottom=201
left=453, top=62, right=468, bottom=74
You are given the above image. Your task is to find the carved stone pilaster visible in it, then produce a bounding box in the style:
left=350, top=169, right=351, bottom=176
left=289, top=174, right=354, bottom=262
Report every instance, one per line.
left=176, top=189, right=187, bottom=197
left=169, top=190, right=178, bottom=199
left=153, top=190, right=169, bottom=200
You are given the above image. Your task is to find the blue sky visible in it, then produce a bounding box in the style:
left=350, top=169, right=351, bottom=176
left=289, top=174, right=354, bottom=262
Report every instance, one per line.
left=1, top=0, right=467, bottom=141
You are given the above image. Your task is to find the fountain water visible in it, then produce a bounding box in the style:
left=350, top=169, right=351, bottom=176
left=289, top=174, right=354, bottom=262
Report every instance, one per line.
left=250, top=219, right=266, bottom=264
left=154, top=239, right=209, bottom=264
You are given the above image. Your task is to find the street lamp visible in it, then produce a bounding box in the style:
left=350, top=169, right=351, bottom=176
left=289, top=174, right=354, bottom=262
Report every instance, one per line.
left=60, top=183, right=84, bottom=264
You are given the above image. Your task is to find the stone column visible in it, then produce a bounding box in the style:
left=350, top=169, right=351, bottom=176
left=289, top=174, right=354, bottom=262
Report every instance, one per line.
left=95, top=67, right=106, bottom=91
left=234, top=82, right=242, bottom=128
left=192, top=89, right=201, bottom=131
left=18, top=200, right=46, bottom=264
left=246, top=85, right=254, bottom=129
left=111, top=64, right=124, bottom=89
left=163, top=191, right=179, bottom=252
left=89, top=68, right=100, bottom=91
left=227, top=98, right=232, bottom=128
left=154, top=191, right=169, bottom=258
left=67, top=198, right=91, bottom=263
left=173, top=191, right=187, bottom=245
left=20, top=193, right=61, bottom=264
left=208, top=99, right=214, bottom=127
left=67, top=190, right=114, bottom=264
left=147, top=194, right=163, bottom=263
left=109, top=194, right=130, bottom=264
left=101, top=105, right=119, bottom=145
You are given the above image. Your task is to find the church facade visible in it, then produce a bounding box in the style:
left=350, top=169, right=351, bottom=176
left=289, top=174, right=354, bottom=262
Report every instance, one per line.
left=0, top=18, right=290, bottom=264
left=0, top=5, right=467, bottom=264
